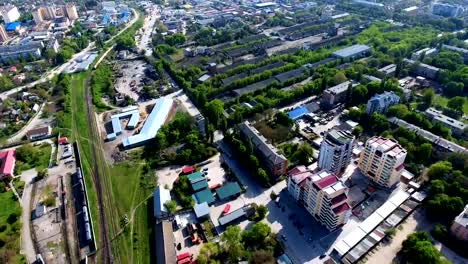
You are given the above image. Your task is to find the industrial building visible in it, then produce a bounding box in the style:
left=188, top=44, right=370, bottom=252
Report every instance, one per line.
left=106, top=106, right=140, bottom=141
left=365, top=91, right=400, bottom=115
left=122, top=97, right=174, bottom=148
left=239, top=121, right=288, bottom=178
left=358, top=137, right=407, bottom=188
left=332, top=45, right=370, bottom=60
left=153, top=186, right=171, bottom=219
left=287, top=168, right=352, bottom=230
left=318, top=129, right=355, bottom=176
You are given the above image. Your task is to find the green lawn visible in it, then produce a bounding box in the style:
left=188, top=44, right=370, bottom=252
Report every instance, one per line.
left=434, top=95, right=468, bottom=114
left=0, top=190, right=25, bottom=264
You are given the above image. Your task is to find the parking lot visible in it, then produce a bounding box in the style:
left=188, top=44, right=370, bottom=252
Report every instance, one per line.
left=172, top=212, right=205, bottom=259
left=114, top=60, right=149, bottom=101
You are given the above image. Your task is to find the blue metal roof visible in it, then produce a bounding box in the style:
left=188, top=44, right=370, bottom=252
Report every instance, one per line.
left=107, top=109, right=139, bottom=138
left=5, top=22, right=20, bottom=31
left=123, top=98, right=173, bottom=148
left=287, top=106, right=309, bottom=120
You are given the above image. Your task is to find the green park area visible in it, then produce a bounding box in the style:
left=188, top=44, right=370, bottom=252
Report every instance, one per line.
left=14, top=143, right=52, bottom=175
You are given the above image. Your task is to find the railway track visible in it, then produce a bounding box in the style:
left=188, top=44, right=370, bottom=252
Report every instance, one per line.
left=81, top=75, right=113, bottom=264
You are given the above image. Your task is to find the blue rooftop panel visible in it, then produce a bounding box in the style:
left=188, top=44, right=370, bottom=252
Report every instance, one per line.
left=287, top=106, right=309, bottom=120
left=5, top=22, right=20, bottom=31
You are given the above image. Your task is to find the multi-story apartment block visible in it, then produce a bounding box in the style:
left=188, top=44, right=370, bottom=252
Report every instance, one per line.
left=425, top=107, right=467, bottom=138
left=358, top=137, right=407, bottom=187
left=44, top=6, right=57, bottom=20
left=1, top=5, right=20, bottom=24
left=431, top=3, right=464, bottom=18
left=32, top=9, right=44, bottom=25
left=65, top=4, right=79, bottom=21
left=318, top=129, right=354, bottom=176
left=239, top=121, right=288, bottom=178
left=0, top=24, right=8, bottom=43
left=321, top=81, right=352, bottom=110
left=450, top=204, right=468, bottom=241
left=287, top=168, right=351, bottom=230
left=365, top=91, right=400, bottom=115
left=0, top=42, right=43, bottom=64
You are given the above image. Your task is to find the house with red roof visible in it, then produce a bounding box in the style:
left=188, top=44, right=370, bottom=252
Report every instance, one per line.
left=287, top=167, right=351, bottom=230
left=0, top=149, right=15, bottom=179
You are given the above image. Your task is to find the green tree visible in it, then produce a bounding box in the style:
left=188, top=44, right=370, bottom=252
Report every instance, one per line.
left=205, top=99, right=225, bottom=128
left=447, top=96, right=465, bottom=113
left=290, top=143, right=314, bottom=165
left=387, top=104, right=409, bottom=118
left=351, top=125, right=363, bottom=137
left=256, top=168, right=269, bottom=187
left=221, top=226, right=244, bottom=262
left=198, top=242, right=220, bottom=264
left=0, top=75, right=13, bottom=91
left=421, top=89, right=434, bottom=108
left=164, top=200, right=177, bottom=214
left=242, top=222, right=271, bottom=249
left=165, top=33, right=186, bottom=46
left=415, top=143, right=432, bottom=164
left=444, top=81, right=463, bottom=97
left=401, top=232, right=443, bottom=264
left=275, top=112, right=293, bottom=127
left=256, top=205, right=268, bottom=221
left=427, top=161, right=452, bottom=179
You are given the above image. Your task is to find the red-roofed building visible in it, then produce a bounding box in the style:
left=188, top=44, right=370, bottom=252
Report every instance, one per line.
left=287, top=169, right=351, bottom=230
left=181, top=166, right=195, bottom=175
left=0, top=149, right=15, bottom=179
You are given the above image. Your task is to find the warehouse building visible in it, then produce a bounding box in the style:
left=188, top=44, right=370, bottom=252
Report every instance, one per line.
left=122, top=98, right=173, bottom=148
left=332, top=45, right=370, bottom=60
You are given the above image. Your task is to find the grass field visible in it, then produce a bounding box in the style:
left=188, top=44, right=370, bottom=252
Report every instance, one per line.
left=434, top=95, right=468, bottom=114
left=0, top=190, right=26, bottom=263
left=69, top=73, right=101, bottom=247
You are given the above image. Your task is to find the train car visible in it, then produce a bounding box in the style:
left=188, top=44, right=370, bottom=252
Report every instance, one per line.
left=82, top=207, right=89, bottom=222
left=85, top=222, right=92, bottom=241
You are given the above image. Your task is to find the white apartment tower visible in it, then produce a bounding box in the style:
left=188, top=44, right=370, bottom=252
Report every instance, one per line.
left=358, top=136, right=407, bottom=187
left=288, top=168, right=351, bottom=230
left=1, top=5, right=20, bottom=23
left=318, top=129, right=354, bottom=176
left=65, top=4, right=79, bottom=21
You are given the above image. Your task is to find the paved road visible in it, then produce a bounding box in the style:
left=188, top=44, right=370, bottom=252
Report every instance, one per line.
left=137, top=5, right=159, bottom=56
left=19, top=169, right=39, bottom=263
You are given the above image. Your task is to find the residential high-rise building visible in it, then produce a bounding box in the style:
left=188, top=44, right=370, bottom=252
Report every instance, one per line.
left=65, top=4, right=79, bottom=20
left=365, top=91, right=400, bottom=115
left=0, top=24, right=8, bottom=43
left=32, top=9, right=44, bottom=25
left=287, top=168, right=351, bottom=230
left=450, top=204, right=468, bottom=241
left=44, top=6, right=57, bottom=20
left=358, top=137, right=407, bottom=187
left=318, top=129, right=354, bottom=176
left=1, top=5, right=20, bottom=23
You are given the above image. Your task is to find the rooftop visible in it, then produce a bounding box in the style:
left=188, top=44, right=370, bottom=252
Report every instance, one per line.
left=324, top=81, right=351, bottom=95
left=0, top=149, right=15, bottom=176
left=425, top=107, right=467, bottom=131
left=287, top=106, right=309, bottom=120
left=153, top=186, right=171, bottom=218
left=367, top=136, right=407, bottom=158
left=453, top=204, right=468, bottom=227
left=216, top=182, right=241, bottom=200
left=194, top=189, right=215, bottom=205
left=332, top=44, right=370, bottom=58
left=325, top=129, right=354, bottom=146
left=122, top=97, right=173, bottom=148
left=218, top=207, right=246, bottom=226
